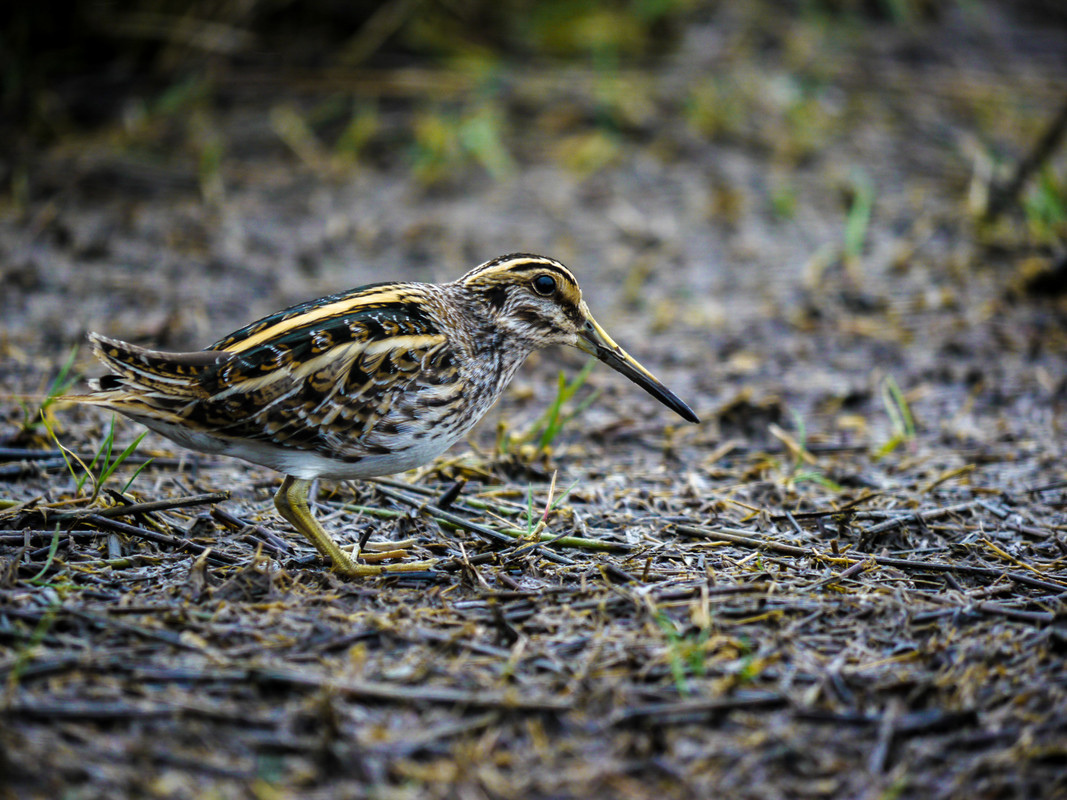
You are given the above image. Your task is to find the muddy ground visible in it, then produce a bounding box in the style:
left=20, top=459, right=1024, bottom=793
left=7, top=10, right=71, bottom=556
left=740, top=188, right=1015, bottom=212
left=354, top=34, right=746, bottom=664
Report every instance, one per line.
left=2, top=3, right=1067, bottom=798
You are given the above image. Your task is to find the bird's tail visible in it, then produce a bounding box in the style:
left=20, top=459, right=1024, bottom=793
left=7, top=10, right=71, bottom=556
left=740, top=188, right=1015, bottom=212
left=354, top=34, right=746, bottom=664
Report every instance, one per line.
left=70, top=333, right=223, bottom=410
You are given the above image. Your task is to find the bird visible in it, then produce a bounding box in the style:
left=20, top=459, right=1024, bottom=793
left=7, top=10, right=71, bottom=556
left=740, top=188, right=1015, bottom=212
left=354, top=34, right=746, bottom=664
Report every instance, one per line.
left=74, top=254, right=699, bottom=578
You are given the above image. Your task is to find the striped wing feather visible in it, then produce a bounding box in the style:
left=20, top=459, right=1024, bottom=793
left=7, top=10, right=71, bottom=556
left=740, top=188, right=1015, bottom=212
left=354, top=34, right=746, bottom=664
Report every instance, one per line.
left=88, top=284, right=456, bottom=458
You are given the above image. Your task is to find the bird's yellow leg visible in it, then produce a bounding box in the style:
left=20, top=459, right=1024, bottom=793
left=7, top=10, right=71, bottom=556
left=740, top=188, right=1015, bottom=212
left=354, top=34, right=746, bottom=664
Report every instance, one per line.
left=274, top=477, right=435, bottom=577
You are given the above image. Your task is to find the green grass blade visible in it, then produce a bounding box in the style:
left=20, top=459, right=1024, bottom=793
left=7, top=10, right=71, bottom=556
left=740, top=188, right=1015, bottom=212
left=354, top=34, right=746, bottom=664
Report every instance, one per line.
left=46, top=344, right=81, bottom=400
left=845, top=170, right=873, bottom=259
left=39, top=412, right=87, bottom=491
left=97, top=431, right=149, bottom=493
left=29, top=524, right=63, bottom=584
left=548, top=478, right=581, bottom=513
left=23, top=345, right=83, bottom=434
left=121, top=457, right=155, bottom=494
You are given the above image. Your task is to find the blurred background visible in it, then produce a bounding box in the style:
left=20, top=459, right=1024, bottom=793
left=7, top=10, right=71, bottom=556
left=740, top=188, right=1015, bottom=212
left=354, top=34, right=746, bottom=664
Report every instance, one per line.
left=2, top=0, right=1067, bottom=446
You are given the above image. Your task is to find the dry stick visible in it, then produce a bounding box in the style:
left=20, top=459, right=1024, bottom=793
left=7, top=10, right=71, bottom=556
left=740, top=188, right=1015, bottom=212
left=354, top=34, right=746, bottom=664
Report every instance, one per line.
left=58, top=491, right=230, bottom=520
left=252, top=666, right=570, bottom=712
left=0, top=447, right=68, bottom=461
left=84, top=514, right=240, bottom=566
left=676, top=525, right=1067, bottom=594
left=372, top=475, right=551, bottom=522
left=368, top=485, right=512, bottom=547
left=809, top=558, right=870, bottom=591
left=2, top=698, right=276, bottom=726
left=985, top=94, right=1067, bottom=222
left=1002, top=519, right=1054, bottom=541
left=370, top=484, right=576, bottom=566
left=0, top=651, right=126, bottom=682
left=611, top=691, right=786, bottom=726
left=868, top=699, right=903, bottom=774
left=5, top=606, right=206, bottom=652
left=771, top=493, right=883, bottom=521
left=12, top=658, right=565, bottom=713
left=1, top=702, right=178, bottom=721
left=64, top=607, right=207, bottom=652
left=911, top=602, right=1056, bottom=625
left=0, top=496, right=43, bottom=518
left=374, top=475, right=630, bottom=550
left=859, top=500, right=979, bottom=537
left=1025, top=479, right=1067, bottom=495
left=568, top=580, right=770, bottom=613
left=407, top=626, right=512, bottom=659
left=432, top=551, right=507, bottom=573
left=210, top=507, right=295, bottom=556
left=0, top=446, right=205, bottom=469
left=0, top=460, right=67, bottom=479
left=0, top=529, right=102, bottom=544
left=371, top=480, right=626, bottom=553
left=372, top=712, right=500, bottom=759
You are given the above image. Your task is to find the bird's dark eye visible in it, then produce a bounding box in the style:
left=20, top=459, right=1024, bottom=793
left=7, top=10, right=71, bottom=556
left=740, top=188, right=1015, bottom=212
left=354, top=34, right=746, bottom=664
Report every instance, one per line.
left=532, top=274, right=557, bottom=296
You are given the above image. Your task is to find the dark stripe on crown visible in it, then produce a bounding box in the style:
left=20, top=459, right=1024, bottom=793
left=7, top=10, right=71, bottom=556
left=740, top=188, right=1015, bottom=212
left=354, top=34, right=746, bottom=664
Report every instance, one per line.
left=496, top=258, right=579, bottom=294
left=482, top=253, right=556, bottom=268
left=481, top=254, right=572, bottom=278
left=504, top=262, right=574, bottom=282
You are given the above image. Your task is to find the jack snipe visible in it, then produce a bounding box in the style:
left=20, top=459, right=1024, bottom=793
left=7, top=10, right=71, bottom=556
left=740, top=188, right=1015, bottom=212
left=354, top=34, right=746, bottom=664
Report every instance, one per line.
left=76, top=254, right=698, bottom=577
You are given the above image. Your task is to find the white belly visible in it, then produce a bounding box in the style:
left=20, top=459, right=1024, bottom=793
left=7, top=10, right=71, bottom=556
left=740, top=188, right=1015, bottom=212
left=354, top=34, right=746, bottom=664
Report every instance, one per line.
left=137, top=417, right=460, bottom=481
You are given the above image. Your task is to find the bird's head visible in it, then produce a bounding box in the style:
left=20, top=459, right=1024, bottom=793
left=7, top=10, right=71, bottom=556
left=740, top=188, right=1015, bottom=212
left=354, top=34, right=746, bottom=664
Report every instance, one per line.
left=458, top=254, right=698, bottom=423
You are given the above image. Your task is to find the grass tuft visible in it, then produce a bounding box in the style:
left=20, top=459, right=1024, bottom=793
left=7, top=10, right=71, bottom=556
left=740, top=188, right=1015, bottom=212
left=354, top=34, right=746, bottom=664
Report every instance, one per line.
left=498, top=360, right=602, bottom=458
left=873, top=376, right=916, bottom=459
left=18, top=345, right=80, bottom=439
left=43, top=414, right=152, bottom=501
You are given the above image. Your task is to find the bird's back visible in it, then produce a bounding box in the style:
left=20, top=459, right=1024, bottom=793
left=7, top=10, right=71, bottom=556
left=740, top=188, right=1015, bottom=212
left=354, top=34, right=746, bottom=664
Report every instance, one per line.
left=76, top=281, right=515, bottom=479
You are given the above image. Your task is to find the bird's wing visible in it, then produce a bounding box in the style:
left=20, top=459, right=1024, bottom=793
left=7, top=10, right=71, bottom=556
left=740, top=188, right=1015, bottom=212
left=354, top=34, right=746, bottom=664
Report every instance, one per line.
left=84, top=284, right=453, bottom=452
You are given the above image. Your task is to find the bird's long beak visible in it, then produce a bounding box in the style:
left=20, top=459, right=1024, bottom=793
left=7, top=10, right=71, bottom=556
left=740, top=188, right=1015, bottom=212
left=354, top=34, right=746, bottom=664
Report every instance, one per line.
left=575, top=315, right=699, bottom=424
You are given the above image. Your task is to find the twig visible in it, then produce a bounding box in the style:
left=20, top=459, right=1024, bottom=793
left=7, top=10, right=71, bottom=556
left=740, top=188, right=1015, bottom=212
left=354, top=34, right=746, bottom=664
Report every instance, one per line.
left=5, top=606, right=209, bottom=652
left=772, top=492, right=882, bottom=522
left=868, top=699, right=902, bottom=773
left=984, top=95, right=1067, bottom=222
left=567, top=580, right=770, bottom=613
left=0, top=447, right=67, bottom=461
left=809, top=558, right=871, bottom=590
left=859, top=501, right=978, bottom=537
left=58, top=491, right=229, bottom=520
left=372, top=476, right=528, bottom=518
left=0, top=460, right=67, bottom=479
left=366, top=486, right=513, bottom=546
left=675, top=524, right=1067, bottom=593
left=371, top=711, right=500, bottom=759
left=371, top=483, right=625, bottom=553
left=65, top=607, right=210, bottom=652
left=0, top=446, right=203, bottom=468
left=252, top=666, right=571, bottom=711
left=1, top=702, right=177, bottom=721
left=910, top=602, right=1057, bottom=625
left=210, top=507, right=295, bottom=556
left=83, top=514, right=240, bottom=565
left=794, top=707, right=978, bottom=736
left=610, top=690, right=786, bottom=726
left=0, top=528, right=134, bottom=545
left=1025, top=479, right=1067, bottom=495
left=365, top=485, right=577, bottom=566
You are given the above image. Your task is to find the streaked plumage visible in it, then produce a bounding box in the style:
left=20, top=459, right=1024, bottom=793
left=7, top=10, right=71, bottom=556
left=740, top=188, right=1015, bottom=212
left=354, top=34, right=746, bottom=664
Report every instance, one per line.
left=75, top=254, right=698, bottom=577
